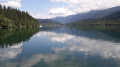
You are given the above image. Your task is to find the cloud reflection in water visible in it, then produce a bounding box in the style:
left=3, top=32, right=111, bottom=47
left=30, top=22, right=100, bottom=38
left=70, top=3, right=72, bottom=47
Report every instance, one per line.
left=0, top=43, right=22, bottom=62
left=36, top=31, right=120, bottom=59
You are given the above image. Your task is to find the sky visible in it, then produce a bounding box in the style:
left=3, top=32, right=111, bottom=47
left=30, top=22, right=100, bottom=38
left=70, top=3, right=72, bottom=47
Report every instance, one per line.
left=0, top=0, right=120, bottom=19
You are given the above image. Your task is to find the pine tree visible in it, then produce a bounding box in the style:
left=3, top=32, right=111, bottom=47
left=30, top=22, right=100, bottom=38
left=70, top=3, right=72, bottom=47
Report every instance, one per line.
left=0, top=5, right=40, bottom=28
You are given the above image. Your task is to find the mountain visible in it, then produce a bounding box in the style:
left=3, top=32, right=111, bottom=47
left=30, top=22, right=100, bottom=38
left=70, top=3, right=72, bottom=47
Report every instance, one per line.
left=51, top=10, right=100, bottom=24
left=52, top=6, right=120, bottom=24
left=103, top=11, right=120, bottom=21
left=38, top=19, right=62, bottom=26
left=67, top=10, right=120, bottom=26
left=0, top=5, right=40, bottom=28
left=91, top=6, right=120, bottom=19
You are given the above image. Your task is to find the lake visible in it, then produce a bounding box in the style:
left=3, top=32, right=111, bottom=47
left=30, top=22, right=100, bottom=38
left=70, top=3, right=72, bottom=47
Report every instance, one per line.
left=0, top=26, right=120, bottom=67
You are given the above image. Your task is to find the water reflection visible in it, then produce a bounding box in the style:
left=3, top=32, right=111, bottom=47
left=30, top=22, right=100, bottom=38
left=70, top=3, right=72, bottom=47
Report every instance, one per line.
left=35, top=31, right=120, bottom=59
left=0, top=43, right=22, bottom=62
left=69, top=25, right=120, bottom=42
left=0, top=28, right=40, bottom=67
left=0, top=28, right=40, bottom=48
left=1, top=26, right=120, bottom=67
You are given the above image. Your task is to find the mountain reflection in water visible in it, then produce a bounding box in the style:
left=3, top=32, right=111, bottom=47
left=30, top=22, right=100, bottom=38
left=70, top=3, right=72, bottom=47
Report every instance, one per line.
left=0, top=26, right=120, bottom=67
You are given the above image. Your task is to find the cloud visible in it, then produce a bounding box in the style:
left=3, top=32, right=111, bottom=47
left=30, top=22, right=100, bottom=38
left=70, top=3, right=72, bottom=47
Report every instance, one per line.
left=31, top=14, right=54, bottom=19
left=51, top=0, right=120, bottom=12
left=51, top=0, right=120, bottom=8
left=0, top=43, right=22, bottom=62
left=51, top=0, right=80, bottom=4
left=2, top=31, right=120, bottom=66
left=36, top=31, right=75, bottom=43
left=20, top=54, right=63, bottom=67
left=0, top=0, right=21, bottom=8
left=31, top=7, right=74, bottom=19
left=49, top=7, right=74, bottom=16
left=35, top=31, right=120, bottom=59
left=32, top=0, right=120, bottom=19
left=0, top=0, right=21, bottom=2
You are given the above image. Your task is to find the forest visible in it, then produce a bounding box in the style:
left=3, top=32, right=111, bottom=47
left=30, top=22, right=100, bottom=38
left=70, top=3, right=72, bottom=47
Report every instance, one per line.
left=0, top=5, right=40, bottom=28
left=67, top=10, right=120, bottom=26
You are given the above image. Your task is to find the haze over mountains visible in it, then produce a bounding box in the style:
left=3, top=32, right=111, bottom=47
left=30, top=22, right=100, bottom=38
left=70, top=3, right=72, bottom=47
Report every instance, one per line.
left=51, top=6, right=120, bottom=24
left=38, top=19, right=61, bottom=26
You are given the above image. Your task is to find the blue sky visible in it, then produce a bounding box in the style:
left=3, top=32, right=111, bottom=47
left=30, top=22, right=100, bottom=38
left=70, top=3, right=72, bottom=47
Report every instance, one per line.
left=1, top=0, right=120, bottom=19
left=20, top=0, right=53, bottom=14
left=20, top=0, right=67, bottom=14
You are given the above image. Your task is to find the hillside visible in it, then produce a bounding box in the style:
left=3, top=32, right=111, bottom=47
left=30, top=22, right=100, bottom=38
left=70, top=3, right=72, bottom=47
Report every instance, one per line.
left=92, top=6, right=120, bottom=19
left=38, top=19, right=62, bottom=26
left=0, top=5, right=40, bottom=28
left=51, top=10, right=100, bottom=24
left=52, top=6, right=120, bottom=24
left=68, top=10, right=120, bottom=26
left=103, top=11, right=120, bottom=21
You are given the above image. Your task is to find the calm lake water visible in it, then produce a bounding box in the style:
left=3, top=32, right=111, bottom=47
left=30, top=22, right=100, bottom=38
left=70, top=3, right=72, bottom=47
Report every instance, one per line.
left=0, top=26, right=120, bottom=67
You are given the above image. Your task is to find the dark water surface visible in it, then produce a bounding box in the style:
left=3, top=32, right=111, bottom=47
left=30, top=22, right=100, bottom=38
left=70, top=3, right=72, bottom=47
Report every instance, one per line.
left=0, top=26, right=120, bottom=67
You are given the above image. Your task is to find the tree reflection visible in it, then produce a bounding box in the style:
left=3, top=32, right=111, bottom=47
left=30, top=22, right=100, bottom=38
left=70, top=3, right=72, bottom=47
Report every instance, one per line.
left=68, top=25, right=120, bottom=42
left=0, top=28, right=40, bottom=48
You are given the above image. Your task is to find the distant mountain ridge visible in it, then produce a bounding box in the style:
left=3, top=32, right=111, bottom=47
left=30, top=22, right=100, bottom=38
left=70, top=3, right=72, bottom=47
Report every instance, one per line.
left=38, top=19, right=60, bottom=24
left=67, top=10, right=120, bottom=26
left=103, top=11, right=120, bottom=21
left=38, top=19, right=62, bottom=26
left=91, top=6, right=120, bottom=19
left=51, top=10, right=101, bottom=24
left=51, top=6, right=120, bottom=24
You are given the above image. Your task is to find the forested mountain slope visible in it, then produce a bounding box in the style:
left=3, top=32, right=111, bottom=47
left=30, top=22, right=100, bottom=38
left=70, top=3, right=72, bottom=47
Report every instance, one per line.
left=0, top=5, right=40, bottom=28
left=52, top=6, right=120, bottom=24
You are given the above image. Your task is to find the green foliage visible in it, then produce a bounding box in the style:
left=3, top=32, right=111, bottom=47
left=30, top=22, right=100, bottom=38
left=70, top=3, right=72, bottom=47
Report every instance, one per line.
left=0, top=28, right=40, bottom=48
left=67, top=10, right=120, bottom=27
left=0, top=5, right=40, bottom=28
